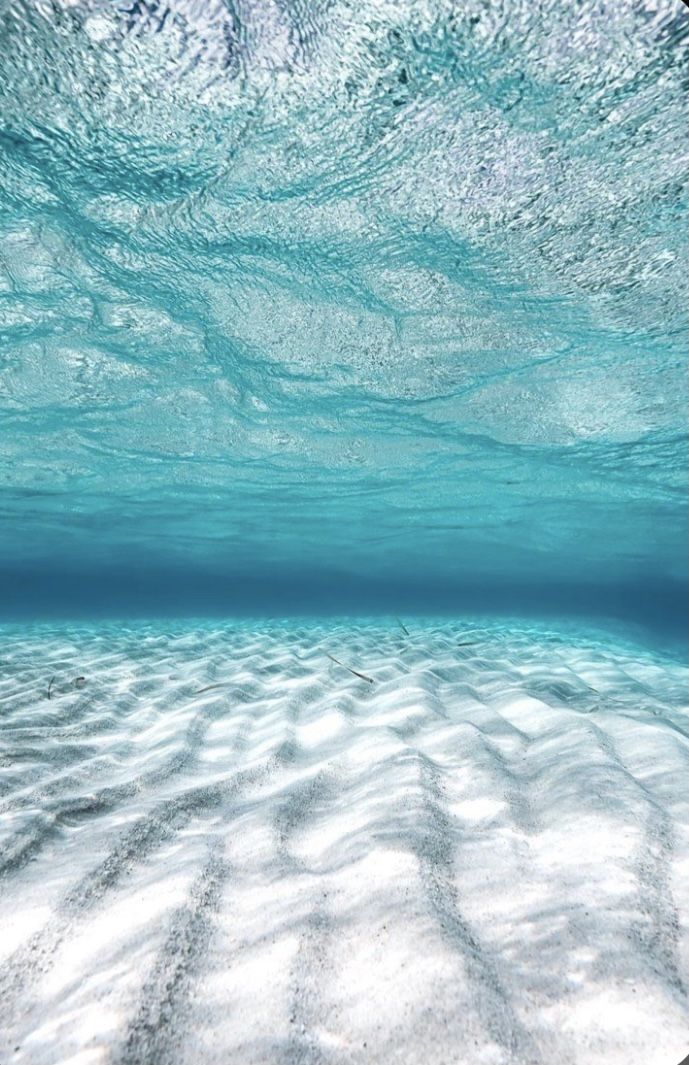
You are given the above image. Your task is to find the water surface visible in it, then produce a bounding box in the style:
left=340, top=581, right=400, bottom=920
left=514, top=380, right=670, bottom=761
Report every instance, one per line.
left=0, top=0, right=686, bottom=626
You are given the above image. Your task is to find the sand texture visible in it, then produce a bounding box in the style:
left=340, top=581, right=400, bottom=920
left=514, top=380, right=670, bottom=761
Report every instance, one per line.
left=0, top=620, right=687, bottom=1064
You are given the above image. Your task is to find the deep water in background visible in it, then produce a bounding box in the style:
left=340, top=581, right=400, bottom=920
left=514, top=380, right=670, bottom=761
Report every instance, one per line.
left=0, top=0, right=687, bottom=630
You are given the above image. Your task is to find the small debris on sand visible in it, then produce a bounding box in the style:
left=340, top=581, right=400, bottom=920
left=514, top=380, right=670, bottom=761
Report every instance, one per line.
left=325, top=653, right=374, bottom=684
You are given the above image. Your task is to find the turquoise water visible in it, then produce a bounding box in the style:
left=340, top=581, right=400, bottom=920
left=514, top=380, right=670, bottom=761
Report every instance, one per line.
left=0, top=1, right=687, bottom=631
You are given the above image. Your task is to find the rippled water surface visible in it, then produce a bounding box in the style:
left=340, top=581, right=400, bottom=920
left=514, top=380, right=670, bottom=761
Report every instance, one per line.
left=0, top=0, right=687, bottom=617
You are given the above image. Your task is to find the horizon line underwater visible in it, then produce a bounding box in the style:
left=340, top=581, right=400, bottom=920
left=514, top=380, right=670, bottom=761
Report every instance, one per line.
left=0, top=1, right=688, bottom=1063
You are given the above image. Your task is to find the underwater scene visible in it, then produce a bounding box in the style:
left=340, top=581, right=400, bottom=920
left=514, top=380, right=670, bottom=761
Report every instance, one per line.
left=0, top=1, right=687, bottom=1063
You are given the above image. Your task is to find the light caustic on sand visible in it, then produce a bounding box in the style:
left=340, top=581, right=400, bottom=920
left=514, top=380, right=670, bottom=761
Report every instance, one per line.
left=0, top=620, right=687, bottom=1065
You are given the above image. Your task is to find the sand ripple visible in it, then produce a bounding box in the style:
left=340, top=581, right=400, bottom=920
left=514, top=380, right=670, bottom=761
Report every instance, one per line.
left=0, top=620, right=687, bottom=1064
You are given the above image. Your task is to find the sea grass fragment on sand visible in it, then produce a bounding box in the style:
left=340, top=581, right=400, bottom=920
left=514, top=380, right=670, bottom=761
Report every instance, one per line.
left=325, top=653, right=374, bottom=685
left=396, top=618, right=410, bottom=636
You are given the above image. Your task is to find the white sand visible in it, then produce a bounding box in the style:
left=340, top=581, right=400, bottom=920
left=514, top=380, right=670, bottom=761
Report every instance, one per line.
left=0, top=619, right=687, bottom=1065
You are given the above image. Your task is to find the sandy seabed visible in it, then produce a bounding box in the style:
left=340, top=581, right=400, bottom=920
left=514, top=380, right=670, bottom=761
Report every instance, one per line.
left=0, top=619, right=687, bottom=1065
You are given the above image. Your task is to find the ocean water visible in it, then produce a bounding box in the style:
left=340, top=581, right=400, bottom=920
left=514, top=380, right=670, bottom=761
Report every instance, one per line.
left=0, top=0, right=687, bottom=633
left=1, top=3, right=688, bottom=1064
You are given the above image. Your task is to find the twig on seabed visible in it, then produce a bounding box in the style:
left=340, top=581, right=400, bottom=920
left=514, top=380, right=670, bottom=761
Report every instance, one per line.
left=47, top=676, right=55, bottom=700
left=193, top=683, right=226, bottom=695
left=325, top=653, right=374, bottom=685
left=396, top=617, right=410, bottom=636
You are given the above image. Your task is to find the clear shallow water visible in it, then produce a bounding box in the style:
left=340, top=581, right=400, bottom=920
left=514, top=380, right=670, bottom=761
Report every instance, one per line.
left=0, top=1, right=687, bottom=627
left=2, top=9, right=688, bottom=1057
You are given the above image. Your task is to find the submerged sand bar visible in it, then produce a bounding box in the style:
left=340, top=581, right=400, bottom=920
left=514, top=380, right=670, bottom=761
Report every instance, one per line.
left=0, top=619, right=687, bottom=1064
